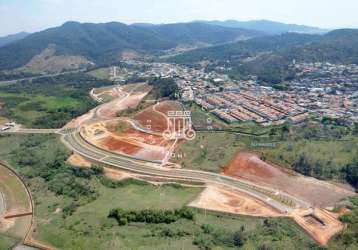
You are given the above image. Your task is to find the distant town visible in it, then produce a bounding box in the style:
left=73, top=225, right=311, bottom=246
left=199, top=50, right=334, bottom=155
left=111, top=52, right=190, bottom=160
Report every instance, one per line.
left=110, top=61, right=358, bottom=126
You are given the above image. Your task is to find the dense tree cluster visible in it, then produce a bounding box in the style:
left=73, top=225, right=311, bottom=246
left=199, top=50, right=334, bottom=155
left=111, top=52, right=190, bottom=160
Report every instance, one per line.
left=147, top=77, right=178, bottom=99
left=0, top=71, right=39, bottom=81
left=193, top=224, right=246, bottom=249
left=108, top=207, right=194, bottom=226
left=10, top=135, right=98, bottom=201
left=344, top=158, right=358, bottom=189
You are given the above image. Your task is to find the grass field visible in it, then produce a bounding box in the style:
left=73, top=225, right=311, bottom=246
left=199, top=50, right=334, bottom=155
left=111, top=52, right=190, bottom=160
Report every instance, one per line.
left=174, top=132, right=247, bottom=172
left=30, top=177, right=316, bottom=250
left=87, top=67, right=111, bottom=80
left=32, top=180, right=205, bottom=249
left=0, top=132, right=356, bottom=249
left=0, top=234, right=19, bottom=250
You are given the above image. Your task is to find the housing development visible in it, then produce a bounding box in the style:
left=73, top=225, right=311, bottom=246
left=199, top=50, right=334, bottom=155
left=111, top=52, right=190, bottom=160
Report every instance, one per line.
left=111, top=61, right=358, bottom=126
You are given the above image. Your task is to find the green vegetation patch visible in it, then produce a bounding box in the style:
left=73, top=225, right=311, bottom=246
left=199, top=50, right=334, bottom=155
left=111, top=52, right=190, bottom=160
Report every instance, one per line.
left=174, top=132, right=247, bottom=172
left=0, top=73, right=112, bottom=128
left=0, top=134, right=355, bottom=249
left=0, top=235, right=19, bottom=250
left=114, top=122, right=129, bottom=133
left=87, top=67, right=111, bottom=80
left=108, top=207, right=194, bottom=226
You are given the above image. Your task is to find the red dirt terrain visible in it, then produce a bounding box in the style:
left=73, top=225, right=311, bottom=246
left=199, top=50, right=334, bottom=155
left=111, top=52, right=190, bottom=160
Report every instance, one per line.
left=133, top=101, right=184, bottom=133
left=81, top=101, right=184, bottom=162
left=223, top=152, right=355, bottom=208
left=65, top=83, right=152, bottom=128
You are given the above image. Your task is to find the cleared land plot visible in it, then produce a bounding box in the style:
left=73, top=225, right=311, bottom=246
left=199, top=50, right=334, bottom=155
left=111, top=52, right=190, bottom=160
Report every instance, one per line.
left=92, top=85, right=126, bottom=103
left=133, top=101, right=183, bottom=133
left=82, top=119, right=173, bottom=161
left=65, top=83, right=151, bottom=128
left=223, top=152, right=355, bottom=208
left=293, top=209, right=345, bottom=246
left=95, top=83, right=151, bottom=119
left=190, top=184, right=283, bottom=217
left=82, top=101, right=184, bottom=162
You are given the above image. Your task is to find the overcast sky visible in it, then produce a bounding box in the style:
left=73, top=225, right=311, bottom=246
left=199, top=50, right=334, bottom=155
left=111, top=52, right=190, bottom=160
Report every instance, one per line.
left=0, top=0, right=357, bottom=36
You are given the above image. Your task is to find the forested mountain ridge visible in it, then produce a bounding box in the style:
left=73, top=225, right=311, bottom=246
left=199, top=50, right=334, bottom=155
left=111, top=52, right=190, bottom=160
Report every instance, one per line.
left=0, top=32, right=29, bottom=48
left=198, top=20, right=328, bottom=35
left=0, top=21, right=263, bottom=70
left=168, top=33, right=321, bottom=64
left=169, top=29, right=358, bottom=83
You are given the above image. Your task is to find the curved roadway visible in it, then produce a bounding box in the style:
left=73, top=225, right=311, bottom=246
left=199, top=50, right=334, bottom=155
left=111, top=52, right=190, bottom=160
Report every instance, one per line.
left=62, top=129, right=311, bottom=214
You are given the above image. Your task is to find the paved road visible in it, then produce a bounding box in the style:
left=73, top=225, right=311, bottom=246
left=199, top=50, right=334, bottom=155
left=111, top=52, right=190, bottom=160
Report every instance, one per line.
left=0, top=191, right=5, bottom=215
left=0, top=69, right=85, bottom=86
left=62, top=130, right=311, bottom=213
left=0, top=84, right=311, bottom=215
left=0, top=128, right=59, bottom=135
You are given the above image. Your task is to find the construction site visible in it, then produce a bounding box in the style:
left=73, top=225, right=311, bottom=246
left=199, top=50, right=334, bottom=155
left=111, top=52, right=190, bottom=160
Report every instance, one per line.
left=62, top=84, right=356, bottom=246
left=1, top=82, right=356, bottom=248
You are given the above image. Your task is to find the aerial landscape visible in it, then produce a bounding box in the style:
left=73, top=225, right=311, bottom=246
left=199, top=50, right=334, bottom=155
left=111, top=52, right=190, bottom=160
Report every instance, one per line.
left=0, top=0, right=358, bottom=249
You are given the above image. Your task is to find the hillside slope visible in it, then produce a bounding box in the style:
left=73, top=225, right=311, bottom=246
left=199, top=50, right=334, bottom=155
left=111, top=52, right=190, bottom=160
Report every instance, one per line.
left=0, top=21, right=263, bottom=70
left=0, top=32, right=29, bottom=48
left=134, top=22, right=264, bottom=44
left=169, top=29, right=358, bottom=83
left=199, top=20, right=328, bottom=35
left=168, top=33, right=321, bottom=64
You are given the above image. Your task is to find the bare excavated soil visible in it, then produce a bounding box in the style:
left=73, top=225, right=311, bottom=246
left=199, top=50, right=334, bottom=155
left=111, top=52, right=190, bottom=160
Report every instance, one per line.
left=223, top=152, right=355, bottom=208
left=190, top=184, right=283, bottom=217
left=133, top=101, right=184, bottom=133
left=82, top=101, right=182, bottom=162
left=64, top=83, right=152, bottom=128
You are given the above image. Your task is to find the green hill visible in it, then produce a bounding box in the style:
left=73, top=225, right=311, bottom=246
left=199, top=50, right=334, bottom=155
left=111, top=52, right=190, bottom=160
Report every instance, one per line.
left=134, top=22, right=264, bottom=45
left=0, top=32, right=29, bottom=48
left=169, top=29, right=358, bottom=83
left=168, top=32, right=321, bottom=64
left=0, top=21, right=263, bottom=70
left=199, top=20, right=328, bottom=35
